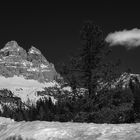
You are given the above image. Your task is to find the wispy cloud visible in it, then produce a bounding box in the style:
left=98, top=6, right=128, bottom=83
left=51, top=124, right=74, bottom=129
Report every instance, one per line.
left=105, top=28, right=140, bottom=50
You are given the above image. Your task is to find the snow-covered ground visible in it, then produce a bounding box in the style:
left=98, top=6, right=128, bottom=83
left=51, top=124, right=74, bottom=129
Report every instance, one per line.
left=0, top=117, right=140, bottom=140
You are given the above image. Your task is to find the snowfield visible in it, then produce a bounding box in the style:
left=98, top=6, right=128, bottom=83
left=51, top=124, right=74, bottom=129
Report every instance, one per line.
left=0, top=76, right=58, bottom=104
left=0, top=117, right=140, bottom=140
left=0, top=76, right=57, bottom=88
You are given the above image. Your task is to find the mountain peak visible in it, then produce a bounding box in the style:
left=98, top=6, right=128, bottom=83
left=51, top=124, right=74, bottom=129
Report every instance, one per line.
left=28, top=46, right=41, bottom=54
left=1, top=41, right=22, bottom=52
left=0, top=41, right=60, bottom=82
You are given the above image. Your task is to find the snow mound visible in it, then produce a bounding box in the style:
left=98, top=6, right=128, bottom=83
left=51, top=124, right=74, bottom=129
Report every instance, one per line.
left=0, top=117, right=140, bottom=140
left=0, top=117, right=14, bottom=124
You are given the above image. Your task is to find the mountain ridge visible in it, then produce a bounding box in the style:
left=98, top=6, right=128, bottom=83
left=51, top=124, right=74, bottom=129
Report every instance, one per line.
left=0, top=41, right=61, bottom=109
left=0, top=40, right=60, bottom=82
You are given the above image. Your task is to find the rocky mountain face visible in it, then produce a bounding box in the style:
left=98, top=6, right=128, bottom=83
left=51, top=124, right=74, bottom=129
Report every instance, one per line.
left=98, top=72, right=140, bottom=91
left=0, top=41, right=60, bottom=82
left=0, top=41, right=62, bottom=110
left=109, top=72, right=140, bottom=89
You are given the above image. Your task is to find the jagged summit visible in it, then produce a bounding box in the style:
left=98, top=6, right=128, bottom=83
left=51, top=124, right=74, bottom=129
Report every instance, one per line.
left=0, top=41, right=60, bottom=82
left=27, top=46, right=48, bottom=65
left=28, top=46, right=42, bottom=54
left=0, top=41, right=27, bottom=60
left=1, top=41, right=22, bottom=52
left=99, top=72, right=140, bottom=91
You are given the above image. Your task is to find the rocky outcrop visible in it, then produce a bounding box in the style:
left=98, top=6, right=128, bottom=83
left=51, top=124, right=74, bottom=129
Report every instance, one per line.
left=0, top=41, right=60, bottom=82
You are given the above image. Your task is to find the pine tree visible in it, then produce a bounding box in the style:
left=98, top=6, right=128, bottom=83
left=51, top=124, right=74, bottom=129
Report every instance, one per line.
left=59, top=21, right=110, bottom=99
left=79, top=21, right=108, bottom=98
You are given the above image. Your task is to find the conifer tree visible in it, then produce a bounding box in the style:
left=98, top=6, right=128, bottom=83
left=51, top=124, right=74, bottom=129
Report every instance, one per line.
left=79, top=21, right=108, bottom=98
left=60, top=21, right=110, bottom=98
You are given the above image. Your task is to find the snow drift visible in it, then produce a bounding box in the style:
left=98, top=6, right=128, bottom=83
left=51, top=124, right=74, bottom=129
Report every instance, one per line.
left=0, top=117, right=140, bottom=140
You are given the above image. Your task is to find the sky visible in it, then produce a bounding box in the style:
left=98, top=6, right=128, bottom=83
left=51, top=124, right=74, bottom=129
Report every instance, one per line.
left=0, top=2, right=140, bottom=73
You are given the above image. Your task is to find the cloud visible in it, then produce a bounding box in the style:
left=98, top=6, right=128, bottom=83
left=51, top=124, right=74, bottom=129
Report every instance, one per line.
left=105, top=28, right=140, bottom=50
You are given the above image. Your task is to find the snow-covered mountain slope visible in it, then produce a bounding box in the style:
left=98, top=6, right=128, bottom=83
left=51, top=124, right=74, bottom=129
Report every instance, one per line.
left=97, top=72, right=140, bottom=92
left=0, top=117, right=140, bottom=140
left=0, top=75, right=58, bottom=104
left=112, top=72, right=140, bottom=88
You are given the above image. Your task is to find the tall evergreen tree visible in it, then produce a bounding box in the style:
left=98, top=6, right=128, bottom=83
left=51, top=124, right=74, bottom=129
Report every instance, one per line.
left=79, top=21, right=108, bottom=98
left=59, top=21, right=117, bottom=98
